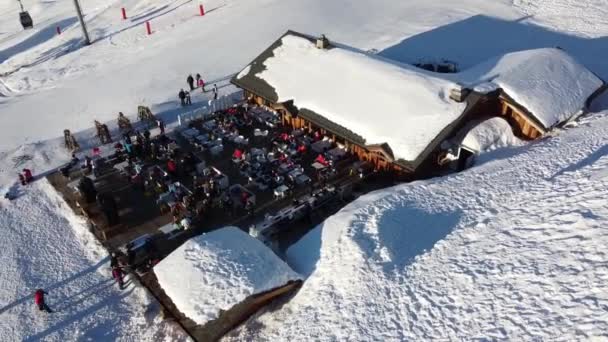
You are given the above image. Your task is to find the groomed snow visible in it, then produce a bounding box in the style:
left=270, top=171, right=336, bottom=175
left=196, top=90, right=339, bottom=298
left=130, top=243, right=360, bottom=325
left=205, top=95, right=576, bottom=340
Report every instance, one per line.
left=229, top=111, right=608, bottom=340
left=458, top=48, right=604, bottom=129
left=461, top=117, right=522, bottom=153
left=154, top=227, right=301, bottom=326
left=257, top=34, right=466, bottom=162
left=0, top=180, right=187, bottom=341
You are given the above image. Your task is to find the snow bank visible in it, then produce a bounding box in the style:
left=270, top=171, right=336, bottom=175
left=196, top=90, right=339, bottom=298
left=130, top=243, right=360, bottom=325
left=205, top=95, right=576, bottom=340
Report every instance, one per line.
left=230, top=111, right=608, bottom=340
left=461, top=117, right=522, bottom=153
left=155, top=227, right=301, bottom=326
left=0, top=179, right=187, bottom=341
left=257, top=34, right=466, bottom=161
left=458, top=48, right=604, bottom=129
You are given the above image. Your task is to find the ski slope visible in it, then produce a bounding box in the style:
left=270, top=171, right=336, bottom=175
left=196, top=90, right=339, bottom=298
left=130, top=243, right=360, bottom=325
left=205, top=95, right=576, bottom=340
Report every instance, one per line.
left=0, top=180, right=188, bottom=341
left=229, top=111, right=608, bottom=341
left=1, top=0, right=608, bottom=340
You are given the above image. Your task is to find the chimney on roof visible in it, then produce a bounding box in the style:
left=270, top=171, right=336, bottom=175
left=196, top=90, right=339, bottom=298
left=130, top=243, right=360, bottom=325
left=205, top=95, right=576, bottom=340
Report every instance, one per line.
left=316, top=34, right=329, bottom=49
left=449, top=84, right=471, bottom=103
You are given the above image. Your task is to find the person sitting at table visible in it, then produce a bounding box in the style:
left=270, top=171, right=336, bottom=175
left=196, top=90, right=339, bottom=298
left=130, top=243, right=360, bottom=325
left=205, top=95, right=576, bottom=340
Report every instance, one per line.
left=167, top=158, right=177, bottom=178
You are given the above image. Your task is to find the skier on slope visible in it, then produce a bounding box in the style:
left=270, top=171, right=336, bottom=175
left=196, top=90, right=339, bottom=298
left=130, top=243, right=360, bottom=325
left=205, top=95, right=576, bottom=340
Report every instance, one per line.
left=187, top=74, right=195, bottom=91
left=34, top=289, right=53, bottom=313
left=195, top=73, right=201, bottom=87
left=198, top=77, right=205, bottom=92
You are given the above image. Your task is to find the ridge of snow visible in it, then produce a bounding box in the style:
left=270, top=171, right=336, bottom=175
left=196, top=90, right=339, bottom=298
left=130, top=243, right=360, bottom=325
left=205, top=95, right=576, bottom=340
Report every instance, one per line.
left=461, top=117, right=522, bottom=153
left=0, top=179, right=187, bottom=341
left=229, top=111, right=608, bottom=340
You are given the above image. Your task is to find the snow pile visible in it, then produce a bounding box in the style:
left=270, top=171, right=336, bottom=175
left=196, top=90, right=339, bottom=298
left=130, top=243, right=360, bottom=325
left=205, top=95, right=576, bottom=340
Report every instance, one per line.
left=229, top=111, right=608, bottom=340
left=458, top=48, right=604, bottom=129
left=154, top=227, right=301, bottom=326
left=257, top=34, right=466, bottom=161
left=461, top=117, right=522, bottom=153
left=0, top=180, right=187, bottom=341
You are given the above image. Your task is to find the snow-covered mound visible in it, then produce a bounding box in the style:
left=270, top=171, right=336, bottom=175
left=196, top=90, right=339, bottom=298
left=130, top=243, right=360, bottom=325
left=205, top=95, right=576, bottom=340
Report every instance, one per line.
left=230, top=112, right=608, bottom=340
left=458, top=48, right=604, bottom=129
left=461, top=117, right=522, bottom=153
left=0, top=180, right=186, bottom=341
left=154, top=227, right=301, bottom=326
left=256, top=33, right=465, bottom=161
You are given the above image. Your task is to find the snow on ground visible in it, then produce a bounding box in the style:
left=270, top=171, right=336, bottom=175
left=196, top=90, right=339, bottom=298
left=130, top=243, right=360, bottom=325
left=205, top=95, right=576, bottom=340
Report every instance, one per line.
left=0, top=0, right=523, bottom=155
left=456, top=48, right=603, bottom=129
left=257, top=34, right=465, bottom=162
left=460, top=117, right=522, bottom=153
left=0, top=179, right=188, bottom=341
left=229, top=112, right=608, bottom=340
left=155, top=227, right=301, bottom=326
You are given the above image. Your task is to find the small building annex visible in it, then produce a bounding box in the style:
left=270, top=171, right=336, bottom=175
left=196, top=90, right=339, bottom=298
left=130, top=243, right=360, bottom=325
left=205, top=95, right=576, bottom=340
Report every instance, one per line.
left=232, top=30, right=605, bottom=177
left=154, top=227, right=302, bottom=341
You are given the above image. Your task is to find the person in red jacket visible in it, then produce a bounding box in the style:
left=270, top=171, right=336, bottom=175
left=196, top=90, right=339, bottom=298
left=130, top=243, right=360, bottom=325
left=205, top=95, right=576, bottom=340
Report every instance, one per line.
left=167, top=159, right=177, bottom=178
left=22, top=169, right=33, bottom=184
left=112, top=267, right=125, bottom=290
left=34, top=289, right=52, bottom=313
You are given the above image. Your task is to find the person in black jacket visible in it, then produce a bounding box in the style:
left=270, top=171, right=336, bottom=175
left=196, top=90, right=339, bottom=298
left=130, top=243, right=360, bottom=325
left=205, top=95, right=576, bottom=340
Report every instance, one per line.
left=187, top=75, right=194, bottom=90
left=178, top=89, right=186, bottom=106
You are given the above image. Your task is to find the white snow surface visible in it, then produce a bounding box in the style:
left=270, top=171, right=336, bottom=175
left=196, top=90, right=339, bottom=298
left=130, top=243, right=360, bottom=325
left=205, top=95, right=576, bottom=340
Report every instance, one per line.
left=154, top=227, right=301, bottom=326
left=258, top=34, right=466, bottom=162
left=458, top=48, right=604, bottom=129
left=229, top=112, right=608, bottom=340
left=461, top=117, right=522, bottom=153
left=0, top=180, right=187, bottom=341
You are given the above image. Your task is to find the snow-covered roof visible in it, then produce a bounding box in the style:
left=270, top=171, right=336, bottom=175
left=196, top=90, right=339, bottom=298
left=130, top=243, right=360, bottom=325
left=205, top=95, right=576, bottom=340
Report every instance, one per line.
left=458, top=48, right=604, bottom=129
left=154, top=227, right=301, bottom=326
left=234, top=31, right=467, bottom=163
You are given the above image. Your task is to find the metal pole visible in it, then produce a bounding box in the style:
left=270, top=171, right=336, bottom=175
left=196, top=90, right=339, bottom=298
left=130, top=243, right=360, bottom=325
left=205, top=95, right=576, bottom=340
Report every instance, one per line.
left=72, top=0, right=91, bottom=45
left=17, top=0, right=25, bottom=12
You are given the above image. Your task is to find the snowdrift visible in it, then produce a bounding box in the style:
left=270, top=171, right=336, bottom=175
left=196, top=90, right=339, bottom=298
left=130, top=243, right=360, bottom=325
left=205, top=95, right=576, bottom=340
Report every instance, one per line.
left=229, top=112, right=608, bottom=340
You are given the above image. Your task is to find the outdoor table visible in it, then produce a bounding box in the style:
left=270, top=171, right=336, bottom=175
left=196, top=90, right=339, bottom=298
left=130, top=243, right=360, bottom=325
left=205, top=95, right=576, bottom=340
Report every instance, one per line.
left=196, top=134, right=209, bottom=143
left=312, top=162, right=327, bottom=170
left=159, top=222, right=180, bottom=235
left=181, top=128, right=199, bottom=140
left=274, top=185, right=289, bottom=199
left=295, top=174, right=311, bottom=185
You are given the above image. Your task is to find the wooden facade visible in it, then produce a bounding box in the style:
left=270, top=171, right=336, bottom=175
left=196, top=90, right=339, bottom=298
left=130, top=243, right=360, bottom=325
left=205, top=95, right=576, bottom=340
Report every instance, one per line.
left=246, top=91, right=409, bottom=174
left=498, top=96, right=543, bottom=139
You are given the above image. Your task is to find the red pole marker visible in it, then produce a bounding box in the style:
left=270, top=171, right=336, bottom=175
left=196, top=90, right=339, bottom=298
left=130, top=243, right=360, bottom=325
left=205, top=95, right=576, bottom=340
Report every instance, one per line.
left=199, top=4, right=205, bottom=16
left=56, top=26, right=61, bottom=35
left=121, top=8, right=127, bottom=20
left=146, top=21, right=152, bottom=35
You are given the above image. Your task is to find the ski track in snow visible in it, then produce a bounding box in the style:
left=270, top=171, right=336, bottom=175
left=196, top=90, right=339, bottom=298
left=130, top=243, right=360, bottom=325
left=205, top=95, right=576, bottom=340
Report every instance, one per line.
left=513, top=0, right=608, bottom=38
left=229, top=112, right=608, bottom=341
left=0, top=180, right=187, bottom=341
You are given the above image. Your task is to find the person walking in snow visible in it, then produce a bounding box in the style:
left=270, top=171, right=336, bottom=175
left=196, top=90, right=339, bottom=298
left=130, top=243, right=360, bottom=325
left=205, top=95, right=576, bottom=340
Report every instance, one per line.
left=195, top=73, right=201, bottom=87
left=18, top=173, right=26, bottom=186
left=212, top=84, right=218, bottom=100
left=198, top=77, right=205, bottom=92
left=178, top=89, right=186, bottom=106
left=187, top=74, right=195, bottom=91
left=157, top=119, right=165, bottom=135
left=34, top=289, right=53, bottom=313
left=112, top=266, right=125, bottom=290
left=185, top=90, right=192, bottom=105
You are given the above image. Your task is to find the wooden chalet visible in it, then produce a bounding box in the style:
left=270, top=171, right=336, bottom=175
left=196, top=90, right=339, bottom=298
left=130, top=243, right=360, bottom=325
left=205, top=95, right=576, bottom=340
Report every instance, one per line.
left=232, top=31, right=606, bottom=177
